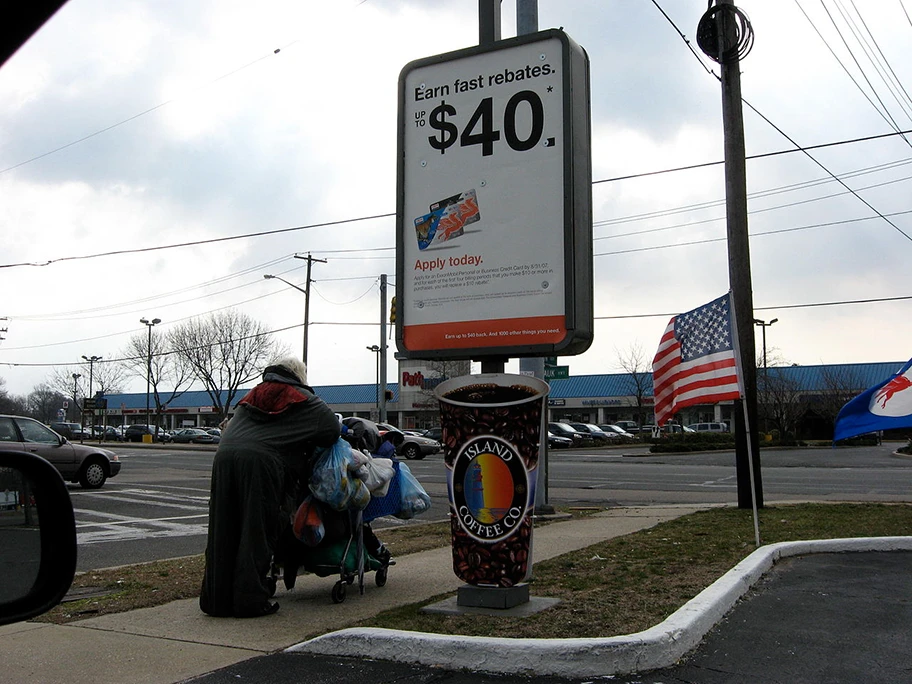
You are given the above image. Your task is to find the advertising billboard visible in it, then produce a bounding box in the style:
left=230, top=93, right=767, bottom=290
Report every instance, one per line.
left=396, top=29, right=592, bottom=360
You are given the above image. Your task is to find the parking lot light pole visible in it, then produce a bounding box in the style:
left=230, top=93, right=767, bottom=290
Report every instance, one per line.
left=71, top=373, right=81, bottom=422
left=366, top=345, right=381, bottom=413
left=753, top=318, right=778, bottom=375
left=81, top=355, right=101, bottom=428
left=140, top=318, right=161, bottom=436
left=264, top=274, right=311, bottom=365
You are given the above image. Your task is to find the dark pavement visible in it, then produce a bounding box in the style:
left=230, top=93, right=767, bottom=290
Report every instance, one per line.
left=187, top=550, right=912, bottom=684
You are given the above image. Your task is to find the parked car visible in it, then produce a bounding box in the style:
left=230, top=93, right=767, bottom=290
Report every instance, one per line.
left=422, top=426, right=443, bottom=442
left=567, top=422, right=614, bottom=443
left=49, top=422, right=91, bottom=440
left=205, top=428, right=221, bottom=443
left=613, top=420, right=641, bottom=434
left=547, top=431, right=573, bottom=449
left=0, top=414, right=121, bottom=488
left=170, top=428, right=217, bottom=444
left=547, top=422, right=588, bottom=446
left=124, top=424, right=170, bottom=443
left=91, top=425, right=124, bottom=442
left=376, top=423, right=441, bottom=460
left=687, top=422, right=730, bottom=433
left=599, top=424, right=636, bottom=439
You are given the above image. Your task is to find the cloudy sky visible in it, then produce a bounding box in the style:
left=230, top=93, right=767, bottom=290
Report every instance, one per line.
left=2, top=0, right=912, bottom=398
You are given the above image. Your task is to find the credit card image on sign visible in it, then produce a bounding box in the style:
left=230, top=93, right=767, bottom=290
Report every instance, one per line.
left=415, top=189, right=480, bottom=250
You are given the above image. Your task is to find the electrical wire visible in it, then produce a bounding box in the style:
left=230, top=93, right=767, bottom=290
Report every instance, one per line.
left=5, top=291, right=911, bottom=370
left=651, top=0, right=912, bottom=244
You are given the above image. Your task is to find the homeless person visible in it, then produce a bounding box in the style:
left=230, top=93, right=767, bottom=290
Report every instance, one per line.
left=200, top=357, right=340, bottom=618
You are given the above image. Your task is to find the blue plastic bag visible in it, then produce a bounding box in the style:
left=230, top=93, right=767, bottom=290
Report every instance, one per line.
left=394, top=462, right=431, bottom=519
left=309, top=438, right=370, bottom=511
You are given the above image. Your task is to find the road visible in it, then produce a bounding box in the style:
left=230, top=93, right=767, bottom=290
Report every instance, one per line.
left=69, top=443, right=912, bottom=571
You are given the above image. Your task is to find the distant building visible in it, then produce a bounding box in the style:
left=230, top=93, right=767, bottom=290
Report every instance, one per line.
left=100, top=361, right=904, bottom=440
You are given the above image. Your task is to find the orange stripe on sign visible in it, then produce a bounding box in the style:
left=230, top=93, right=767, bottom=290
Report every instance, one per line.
left=403, top=316, right=567, bottom=351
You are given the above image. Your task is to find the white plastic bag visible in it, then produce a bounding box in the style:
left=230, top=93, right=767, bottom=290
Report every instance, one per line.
left=356, top=457, right=395, bottom=497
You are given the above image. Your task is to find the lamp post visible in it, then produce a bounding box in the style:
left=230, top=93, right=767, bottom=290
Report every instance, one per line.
left=753, top=317, right=778, bottom=434
left=753, top=318, right=778, bottom=375
left=140, top=318, right=161, bottom=433
left=264, top=274, right=311, bottom=365
left=71, top=373, right=81, bottom=422
left=81, top=355, right=102, bottom=431
left=366, top=345, right=381, bottom=413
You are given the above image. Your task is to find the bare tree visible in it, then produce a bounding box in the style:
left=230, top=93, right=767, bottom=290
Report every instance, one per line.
left=169, top=310, right=280, bottom=421
left=817, top=365, right=865, bottom=431
left=47, top=367, right=86, bottom=422
left=415, top=359, right=471, bottom=407
left=616, top=343, right=652, bottom=428
left=120, top=328, right=195, bottom=427
left=0, top=377, right=27, bottom=415
left=27, top=383, right=68, bottom=423
left=87, top=359, right=128, bottom=396
left=758, top=366, right=806, bottom=439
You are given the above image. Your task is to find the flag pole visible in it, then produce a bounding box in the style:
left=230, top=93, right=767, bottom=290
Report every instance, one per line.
left=741, top=400, right=761, bottom=547
left=727, top=292, right=761, bottom=547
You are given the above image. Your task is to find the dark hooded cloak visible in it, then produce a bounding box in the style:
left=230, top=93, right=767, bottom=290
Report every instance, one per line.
left=199, top=368, right=340, bottom=617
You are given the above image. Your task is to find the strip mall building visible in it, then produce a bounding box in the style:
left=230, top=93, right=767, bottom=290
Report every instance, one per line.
left=99, top=360, right=903, bottom=439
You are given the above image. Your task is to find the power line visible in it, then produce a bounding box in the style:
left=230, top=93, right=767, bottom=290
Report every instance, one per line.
left=650, top=0, right=912, bottom=244
left=2, top=126, right=910, bottom=272
left=5, top=292, right=911, bottom=370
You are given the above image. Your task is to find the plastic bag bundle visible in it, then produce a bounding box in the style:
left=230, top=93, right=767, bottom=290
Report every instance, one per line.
left=356, top=457, right=396, bottom=497
left=309, top=438, right=371, bottom=511
left=394, top=462, right=431, bottom=519
left=292, top=495, right=324, bottom=546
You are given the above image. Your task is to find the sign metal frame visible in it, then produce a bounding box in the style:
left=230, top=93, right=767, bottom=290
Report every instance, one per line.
left=395, top=29, right=592, bottom=361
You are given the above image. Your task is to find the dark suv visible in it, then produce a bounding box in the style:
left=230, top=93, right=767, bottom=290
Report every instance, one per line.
left=124, top=424, right=170, bottom=443
left=49, top=422, right=90, bottom=440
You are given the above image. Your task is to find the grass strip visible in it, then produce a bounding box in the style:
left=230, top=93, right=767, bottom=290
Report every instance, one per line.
left=35, top=503, right=912, bottom=636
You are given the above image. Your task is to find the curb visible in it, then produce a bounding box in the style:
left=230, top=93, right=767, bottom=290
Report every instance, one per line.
left=289, top=536, right=912, bottom=678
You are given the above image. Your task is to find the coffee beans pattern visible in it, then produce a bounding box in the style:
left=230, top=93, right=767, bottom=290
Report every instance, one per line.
left=439, top=395, right=542, bottom=470
left=450, top=513, right=533, bottom=587
left=439, top=382, right=544, bottom=586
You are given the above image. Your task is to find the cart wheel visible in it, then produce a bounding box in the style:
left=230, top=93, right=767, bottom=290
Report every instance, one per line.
left=267, top=575, right=277, bottom=598
left=375, top=566, right=388, bottom=587
left=332, top=581, right=346, bottom=604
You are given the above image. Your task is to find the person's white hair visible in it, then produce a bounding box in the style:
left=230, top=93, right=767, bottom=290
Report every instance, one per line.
left=268, top=356, right=308, bottom=385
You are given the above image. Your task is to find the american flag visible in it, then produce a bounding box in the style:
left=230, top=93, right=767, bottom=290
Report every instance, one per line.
left=652, top=293, right=743, bottom=426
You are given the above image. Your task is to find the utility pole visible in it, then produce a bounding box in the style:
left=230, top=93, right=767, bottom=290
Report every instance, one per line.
left=379, top=274, right=389, bottom=424
left=292, top=252, right=327, bottom=367
left=697, top=0, right=761, bottom=509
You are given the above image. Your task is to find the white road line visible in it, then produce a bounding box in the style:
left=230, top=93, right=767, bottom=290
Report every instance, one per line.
left=74, top=492, right=208, bottom=512
left=73, top=508, right=210, bottom=544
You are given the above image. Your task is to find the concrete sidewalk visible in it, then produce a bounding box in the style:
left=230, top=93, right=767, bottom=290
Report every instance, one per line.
left=0, top=505, right=706, bottom=684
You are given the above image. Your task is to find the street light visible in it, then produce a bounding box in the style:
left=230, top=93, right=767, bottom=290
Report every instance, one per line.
left=753, top=318, right=778, bottom=373
left=264, top=274, right=311, bottom=365
left=81, top=355, right=102, bottom=398
left=366, top=345, right=381, bottom=411
left=82, top=355, right=102, bottom=432
left=71, top=373, right=81, bottom=422
left=140, top=318, right=161, bottom=434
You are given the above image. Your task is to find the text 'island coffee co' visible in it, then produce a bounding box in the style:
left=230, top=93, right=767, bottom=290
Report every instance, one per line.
left=395, top=29, right=593, bottom=596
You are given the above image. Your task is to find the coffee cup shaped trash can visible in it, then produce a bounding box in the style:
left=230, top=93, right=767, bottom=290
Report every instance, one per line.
left=435, top=373, right=549, bottom=588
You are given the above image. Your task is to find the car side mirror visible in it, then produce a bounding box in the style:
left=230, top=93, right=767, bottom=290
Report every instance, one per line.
left=0, top=451, right=77, bottom=625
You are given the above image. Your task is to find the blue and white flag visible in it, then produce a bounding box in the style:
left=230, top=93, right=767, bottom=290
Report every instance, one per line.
left=833, top=358, right=912, bottom=441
